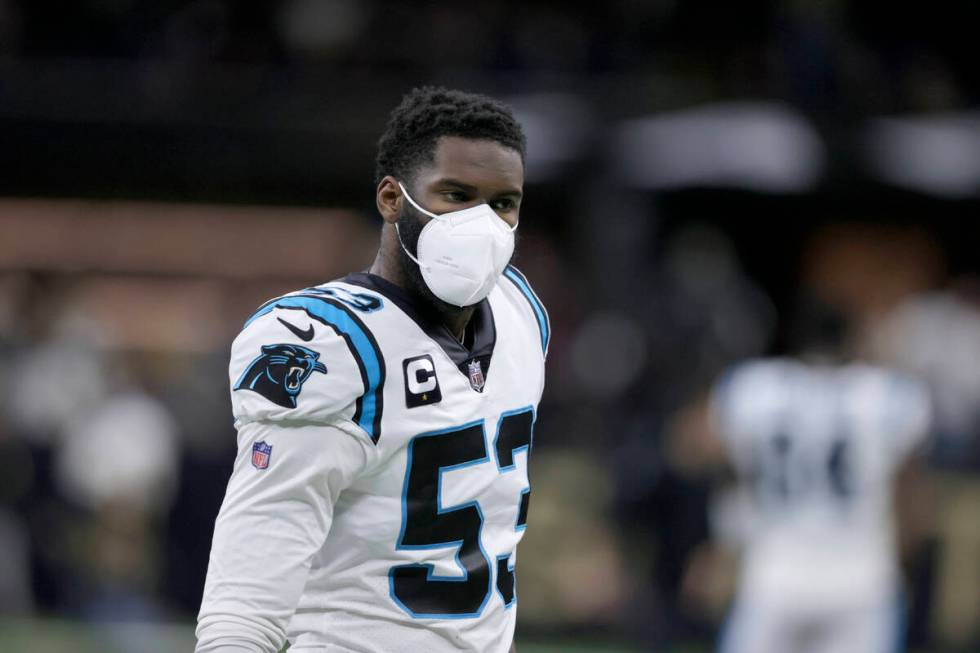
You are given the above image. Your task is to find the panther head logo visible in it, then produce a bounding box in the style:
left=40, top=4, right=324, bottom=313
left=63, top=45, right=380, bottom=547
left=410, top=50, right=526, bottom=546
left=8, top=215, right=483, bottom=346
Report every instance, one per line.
left=235, top=343, right=327, bottom=408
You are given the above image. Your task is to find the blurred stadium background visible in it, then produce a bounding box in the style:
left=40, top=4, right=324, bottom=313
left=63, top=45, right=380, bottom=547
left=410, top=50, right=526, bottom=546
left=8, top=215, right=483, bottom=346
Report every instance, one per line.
left=1, top=1, right=980, bottom=652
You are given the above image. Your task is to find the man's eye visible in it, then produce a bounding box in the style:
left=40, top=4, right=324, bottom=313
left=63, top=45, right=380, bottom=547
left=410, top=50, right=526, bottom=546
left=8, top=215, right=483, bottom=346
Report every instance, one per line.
left=443, top=191, right=468, bottom=202
left=491, top=199, right=516, bottom=211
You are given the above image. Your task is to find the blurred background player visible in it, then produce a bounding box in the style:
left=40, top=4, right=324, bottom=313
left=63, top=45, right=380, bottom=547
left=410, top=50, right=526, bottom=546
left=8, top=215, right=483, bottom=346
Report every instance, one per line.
left=692, top=298, right=932, bottom=653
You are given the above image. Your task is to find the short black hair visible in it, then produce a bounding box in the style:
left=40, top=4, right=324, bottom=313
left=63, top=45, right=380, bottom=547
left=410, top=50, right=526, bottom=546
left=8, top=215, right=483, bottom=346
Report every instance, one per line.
left=785, top=292, right=853, bottom=360
left=375, top=86, right=527, bottom=186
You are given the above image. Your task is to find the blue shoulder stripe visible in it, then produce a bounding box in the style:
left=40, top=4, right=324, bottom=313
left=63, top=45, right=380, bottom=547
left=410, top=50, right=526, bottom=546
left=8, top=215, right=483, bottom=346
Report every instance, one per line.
left=503, top=266, right=550, bottom=356
left=245, top=295, right=386, bottom=443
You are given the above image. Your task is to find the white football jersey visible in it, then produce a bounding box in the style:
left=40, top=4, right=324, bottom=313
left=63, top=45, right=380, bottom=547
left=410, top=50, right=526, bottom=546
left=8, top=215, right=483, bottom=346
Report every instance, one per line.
left=197, top=268, right=549, bottom=653
left=711, top=359, right=930, bottom=608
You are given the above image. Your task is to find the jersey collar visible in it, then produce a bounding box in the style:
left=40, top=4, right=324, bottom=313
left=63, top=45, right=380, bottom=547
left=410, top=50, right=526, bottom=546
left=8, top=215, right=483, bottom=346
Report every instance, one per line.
left=341, top=272, right=497, bottom=389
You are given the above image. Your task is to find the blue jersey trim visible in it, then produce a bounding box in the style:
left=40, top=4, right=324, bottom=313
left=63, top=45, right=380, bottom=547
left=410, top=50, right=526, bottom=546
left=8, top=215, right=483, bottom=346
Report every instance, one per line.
left=503, top=266, right=550, bottom=356
left=244, top=294, right=385, bottom=443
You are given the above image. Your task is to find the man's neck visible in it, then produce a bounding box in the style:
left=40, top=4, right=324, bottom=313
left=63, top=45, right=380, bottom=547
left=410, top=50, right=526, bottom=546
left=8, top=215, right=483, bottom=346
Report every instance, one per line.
left=369, top=247, right=475, bottom=342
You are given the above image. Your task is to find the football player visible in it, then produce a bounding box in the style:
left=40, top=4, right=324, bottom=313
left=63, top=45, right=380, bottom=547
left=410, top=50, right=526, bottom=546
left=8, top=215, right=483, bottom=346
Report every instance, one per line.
left=705, top=301, right=931, bottom=653
left=197, top=87, right=548, bottom=653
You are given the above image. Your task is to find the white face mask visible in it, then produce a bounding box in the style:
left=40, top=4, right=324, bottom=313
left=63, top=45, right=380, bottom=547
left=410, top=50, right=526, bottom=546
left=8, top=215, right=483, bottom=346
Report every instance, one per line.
left=395, top=182, right=517, bottom=307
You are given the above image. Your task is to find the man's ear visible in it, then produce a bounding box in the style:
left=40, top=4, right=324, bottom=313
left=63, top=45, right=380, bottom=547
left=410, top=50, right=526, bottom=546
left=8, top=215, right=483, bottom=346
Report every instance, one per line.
left=376, top=176, right=403, bottom=225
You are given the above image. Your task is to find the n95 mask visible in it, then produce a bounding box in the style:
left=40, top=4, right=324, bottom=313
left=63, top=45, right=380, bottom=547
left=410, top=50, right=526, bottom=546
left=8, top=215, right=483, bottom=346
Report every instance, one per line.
left=396, top=182, right=517, bottom=307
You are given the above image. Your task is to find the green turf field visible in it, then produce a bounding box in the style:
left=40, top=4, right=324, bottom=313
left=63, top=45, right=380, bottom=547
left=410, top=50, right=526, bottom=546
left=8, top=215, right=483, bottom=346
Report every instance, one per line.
left=0, top=620, right=941, bottom=652
left=0, top=618, right=662, bottom=653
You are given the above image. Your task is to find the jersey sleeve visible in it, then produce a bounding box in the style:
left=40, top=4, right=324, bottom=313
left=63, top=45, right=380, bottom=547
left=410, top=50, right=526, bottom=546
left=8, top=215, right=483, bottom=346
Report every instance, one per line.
left=709, top=360, right=787, bottom=467
left=196, top=419, right=372, bottom=653
left=711, top=361, right=757, bottom=441
left=229, top=294, right=386, bottom=441
left=197, top=296, right=383, bottom=652
left=878, top=371, right=932, bottom=462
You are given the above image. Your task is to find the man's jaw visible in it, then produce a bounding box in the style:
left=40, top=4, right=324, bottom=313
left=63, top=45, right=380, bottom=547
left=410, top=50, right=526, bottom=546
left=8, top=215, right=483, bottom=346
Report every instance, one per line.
left=391, top=219, right=458, bottom=313
left=396, top=244, right=467, bottom=317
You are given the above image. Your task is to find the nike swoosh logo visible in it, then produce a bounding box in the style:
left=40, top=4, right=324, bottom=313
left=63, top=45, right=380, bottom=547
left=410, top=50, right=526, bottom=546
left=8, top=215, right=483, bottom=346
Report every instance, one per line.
left=278, top=317, right=314, bottom=341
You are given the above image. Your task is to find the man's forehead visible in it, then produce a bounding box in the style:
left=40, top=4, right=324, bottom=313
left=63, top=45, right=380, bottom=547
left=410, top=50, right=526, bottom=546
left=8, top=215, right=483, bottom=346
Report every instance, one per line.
left=424, top=136, right=524, bottom=188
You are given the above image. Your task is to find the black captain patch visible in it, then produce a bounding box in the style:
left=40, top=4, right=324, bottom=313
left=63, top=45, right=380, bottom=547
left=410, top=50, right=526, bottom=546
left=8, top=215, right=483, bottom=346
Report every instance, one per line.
left=403, top=354, right=442, bottom=408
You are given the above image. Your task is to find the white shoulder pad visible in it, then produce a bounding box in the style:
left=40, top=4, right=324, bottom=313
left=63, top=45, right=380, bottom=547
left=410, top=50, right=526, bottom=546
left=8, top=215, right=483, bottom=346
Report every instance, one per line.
left=711, top=358, right=795, bottom=443
left=856, top=365, right=932, bottom=460
left=229, top=288, right=386, bottom=442
left=500, top=265, right=551, bottom=358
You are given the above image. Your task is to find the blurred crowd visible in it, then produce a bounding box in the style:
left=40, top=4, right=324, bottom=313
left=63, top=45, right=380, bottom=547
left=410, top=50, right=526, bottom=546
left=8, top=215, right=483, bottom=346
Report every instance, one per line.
left=3, top=204, right=980, bottom=653
left=0, top=0, right=977, bottom=113
left=1, top=2, right=980, bottom=652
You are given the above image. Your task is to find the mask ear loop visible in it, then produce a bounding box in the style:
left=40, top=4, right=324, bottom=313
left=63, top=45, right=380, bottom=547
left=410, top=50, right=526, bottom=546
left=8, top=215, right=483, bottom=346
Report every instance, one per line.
left=398, top=182, right=439, bottom=219
left=393, top=221, right=428, bottom=270
left=393, top=182, right=435, bottom=271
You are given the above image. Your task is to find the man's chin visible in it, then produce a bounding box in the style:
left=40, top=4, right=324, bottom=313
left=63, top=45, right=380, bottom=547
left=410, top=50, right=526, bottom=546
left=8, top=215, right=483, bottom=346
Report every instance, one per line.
left=397, top=249, right=514, bottom=314
left=416, top=280, right=468, bottom=315
left=397, top=252, right=460, bottom=313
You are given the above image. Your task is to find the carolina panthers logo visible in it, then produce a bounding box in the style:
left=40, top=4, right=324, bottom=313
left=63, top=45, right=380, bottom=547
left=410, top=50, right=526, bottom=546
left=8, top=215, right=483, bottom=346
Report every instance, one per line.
left=234, top=344, right=327, bottom=408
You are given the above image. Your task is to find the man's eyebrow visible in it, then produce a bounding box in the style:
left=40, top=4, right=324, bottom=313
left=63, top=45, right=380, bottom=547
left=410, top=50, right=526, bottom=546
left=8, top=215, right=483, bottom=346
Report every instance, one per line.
left=435, top=178, right=478, bottom=191
left=436, top=178, right=523, bottom=199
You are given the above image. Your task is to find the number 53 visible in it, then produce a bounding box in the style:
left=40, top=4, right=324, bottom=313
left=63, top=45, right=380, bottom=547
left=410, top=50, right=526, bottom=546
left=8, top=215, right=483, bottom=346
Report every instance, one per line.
left=389, top=408, right=534, bottom=618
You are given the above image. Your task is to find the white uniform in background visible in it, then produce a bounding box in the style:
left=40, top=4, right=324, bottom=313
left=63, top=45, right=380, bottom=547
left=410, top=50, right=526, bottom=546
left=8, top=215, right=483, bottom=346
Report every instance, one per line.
left=711, top=359, right=930, bottom=653
left=197, top=268, right=548, bottom=653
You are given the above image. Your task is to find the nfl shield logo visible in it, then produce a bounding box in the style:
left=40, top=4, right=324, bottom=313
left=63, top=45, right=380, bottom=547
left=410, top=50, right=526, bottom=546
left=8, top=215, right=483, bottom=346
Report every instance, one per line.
left=251, top=441, right=272, bottom=470
left=467, top=359, right=485, bottom=392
